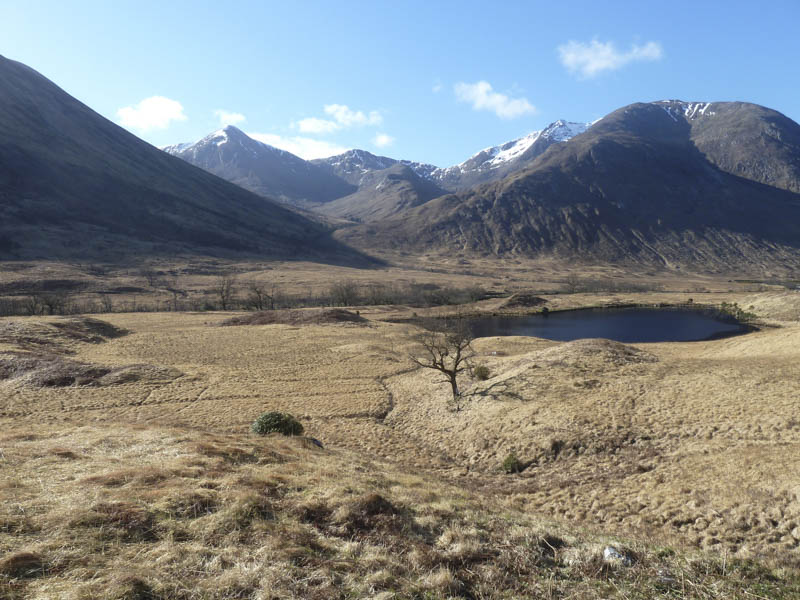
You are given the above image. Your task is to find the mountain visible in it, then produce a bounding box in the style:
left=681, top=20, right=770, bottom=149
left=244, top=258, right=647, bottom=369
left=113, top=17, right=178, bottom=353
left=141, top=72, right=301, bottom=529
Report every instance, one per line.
left=336, top=101, right=800, bottom=272
left=662, top=100, right=800, bottom=193
left=429, top=120, right=592, bottom=190
left=0, top=55, right=362, bottom=263
left=163, top=127, right=355, bottom=208
left=314, top=163, right=448, bottom=222
left=313, top=120, right=591, bottom=193
left=161, top=122, right=589, bottom=222
left=311, top=149, right=438, bottom=187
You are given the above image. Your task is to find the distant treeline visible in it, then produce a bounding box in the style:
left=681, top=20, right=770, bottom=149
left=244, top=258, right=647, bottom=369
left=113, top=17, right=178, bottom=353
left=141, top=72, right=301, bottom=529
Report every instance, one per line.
left=0, top=278, right=490, bottom=316
left=561, top=274, right=664, bottom=294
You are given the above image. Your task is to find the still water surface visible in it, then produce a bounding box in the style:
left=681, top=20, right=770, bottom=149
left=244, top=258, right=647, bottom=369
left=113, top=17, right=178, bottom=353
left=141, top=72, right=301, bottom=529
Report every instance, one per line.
left=466, top=308, right=749, bottom=343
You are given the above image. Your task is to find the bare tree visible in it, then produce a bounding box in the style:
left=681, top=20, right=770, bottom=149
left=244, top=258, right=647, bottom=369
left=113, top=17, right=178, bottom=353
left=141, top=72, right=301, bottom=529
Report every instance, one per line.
left=245, top=280, right=276, bottom=311
left=140, top=267, right=162, bottom=288
left=329, top=280, right=360, bottom=307
left=564, top=273, right=582, bottom=294
left=410, top=317, right=475, bottom=408
left=99, top=293, right=114, bottom=313
left=162, top=275, right=187, bottom=312
left=39, top=291, right=72, bottom=315
left=21, top=294, right=42, bottom=316
left=212, top=275, right=237, bottom=310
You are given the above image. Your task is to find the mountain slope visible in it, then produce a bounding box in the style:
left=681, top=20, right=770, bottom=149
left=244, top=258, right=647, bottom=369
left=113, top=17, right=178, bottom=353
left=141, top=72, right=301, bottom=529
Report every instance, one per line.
left=0, top=55, right=354, bottom=262
left=336, top=101, right=800, bottom=272
left=313, top=120, right=591, bottom=193
left=670, top=100, right=800, bottom=193
left=314, top=164, right=448, bottom=222
left=163, top=127, right=355, bottom=207
left=311, top=149, right=438, bottom=187
left=430, top=120, right=591, bottom=190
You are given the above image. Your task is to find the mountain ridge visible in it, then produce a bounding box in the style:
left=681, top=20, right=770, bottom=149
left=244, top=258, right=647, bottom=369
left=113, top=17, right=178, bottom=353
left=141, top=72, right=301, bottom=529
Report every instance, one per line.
left=335, top=100, right=800, bottom=273
left=314, top=163, right=448, bottom=222
left=0, top=55, right=359, bottom=263
left=165, top=118, right=593, bottom=214
left=163, top=125, right=356, bottom=208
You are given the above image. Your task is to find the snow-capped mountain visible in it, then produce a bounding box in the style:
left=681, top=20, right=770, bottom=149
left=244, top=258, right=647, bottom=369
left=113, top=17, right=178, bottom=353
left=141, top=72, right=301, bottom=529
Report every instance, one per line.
left=315, top=163, right=448, bottom=223
left=314, top=120, right=592, bottom=192
left=165, top=120, right=593, bottom=214
left=163, top=126, right=355, bottom=207
left=653, top=100, right=717, bottom=122
left=426, top=120, right=592, bottom=190
left=311, top=149, right=438, bottom=187
left=337, top=100, right=800, bottom=270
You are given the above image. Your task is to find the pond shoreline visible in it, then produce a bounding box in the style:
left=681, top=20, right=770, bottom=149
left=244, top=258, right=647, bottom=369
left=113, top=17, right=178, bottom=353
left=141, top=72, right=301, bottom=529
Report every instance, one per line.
left=396, top=301, right=760, bottom=343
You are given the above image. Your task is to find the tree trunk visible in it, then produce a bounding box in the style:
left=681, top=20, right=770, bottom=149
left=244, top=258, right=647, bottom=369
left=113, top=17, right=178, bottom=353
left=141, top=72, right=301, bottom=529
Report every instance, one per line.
left=449, top=374, right=459, bottom=400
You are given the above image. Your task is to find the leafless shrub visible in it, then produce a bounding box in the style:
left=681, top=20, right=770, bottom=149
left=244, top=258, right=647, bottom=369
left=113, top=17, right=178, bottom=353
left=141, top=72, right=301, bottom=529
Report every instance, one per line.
left=0, top=551, right=45, bottom=578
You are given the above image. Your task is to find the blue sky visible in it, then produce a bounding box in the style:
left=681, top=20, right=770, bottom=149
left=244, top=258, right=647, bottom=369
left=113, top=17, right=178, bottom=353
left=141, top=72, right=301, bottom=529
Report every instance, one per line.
left=3, top=0, right=799, bottom=166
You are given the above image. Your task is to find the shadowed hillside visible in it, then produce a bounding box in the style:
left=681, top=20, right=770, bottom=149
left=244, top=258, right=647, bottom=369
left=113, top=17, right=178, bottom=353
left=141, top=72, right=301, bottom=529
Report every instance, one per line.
left=315, top=164, right=448, bottom=222
left=0, top=55, right=364, bottom=264
left=337, top=101, right=800, bottom=273
left=163, top=126, right=356, bottom=208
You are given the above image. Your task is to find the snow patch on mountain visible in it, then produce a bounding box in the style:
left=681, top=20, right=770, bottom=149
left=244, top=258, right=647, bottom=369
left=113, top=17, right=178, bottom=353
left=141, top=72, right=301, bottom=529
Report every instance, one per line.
left=429, top=119, right=591, bottom=180
left=400, top=161, right=439, bottom=179
left=163, top=126, right=294, bottom=161
left=314, top=149, right=439, bottom=186
left=161, top=141, right=194, bottom=154
left=654, top=100, right=716, bottom=120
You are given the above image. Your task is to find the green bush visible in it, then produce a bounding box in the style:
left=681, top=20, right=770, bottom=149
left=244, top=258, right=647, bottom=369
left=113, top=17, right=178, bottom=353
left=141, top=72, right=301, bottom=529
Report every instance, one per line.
left=473, top=365, right=490, bottom=381
left=719, top=301, right=758, bottom=323
left=502, top=451, right=523, bottom=474
left=251, top=411, right=304, bottom=436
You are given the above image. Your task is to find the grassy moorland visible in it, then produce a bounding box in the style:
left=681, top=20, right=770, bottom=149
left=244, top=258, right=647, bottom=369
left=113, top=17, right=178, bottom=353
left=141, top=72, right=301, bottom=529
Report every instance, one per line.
left=2, top=281, right=800, bottom=598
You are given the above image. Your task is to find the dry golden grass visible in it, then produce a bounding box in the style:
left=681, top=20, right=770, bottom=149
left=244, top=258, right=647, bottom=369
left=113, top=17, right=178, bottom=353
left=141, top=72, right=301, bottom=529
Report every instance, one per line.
left=0, top=254, right=787, bottom=317
left=2, top=286, right=800, bottom=597
left=2, top=424, right=798, bottom=599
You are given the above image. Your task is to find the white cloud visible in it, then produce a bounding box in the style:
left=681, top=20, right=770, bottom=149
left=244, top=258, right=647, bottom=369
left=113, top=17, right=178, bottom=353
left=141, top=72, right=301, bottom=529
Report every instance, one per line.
left=432, top=79, right=443, bottom=93
left=558, top=39, right=663, bottom=78
left=372, top=133, right=395, bottom=148
left=247, top=132, right=349, bottom=160
left=214, top=109, right=246, bottom=127
left=453, top=81, right=536, bottom=119
left=324, top=104, right=382, bottom=127
left=296, top=116, right=340, bottom=134
left=295, top=103, right=382, bottom=134
left=117, top=96, right=187, bottom=132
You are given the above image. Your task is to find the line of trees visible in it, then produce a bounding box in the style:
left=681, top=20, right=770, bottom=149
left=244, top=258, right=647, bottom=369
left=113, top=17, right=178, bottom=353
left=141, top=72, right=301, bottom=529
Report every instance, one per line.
left=0, top=276, right=489, bottom=317
left=562, top=274, right=664, bottom=294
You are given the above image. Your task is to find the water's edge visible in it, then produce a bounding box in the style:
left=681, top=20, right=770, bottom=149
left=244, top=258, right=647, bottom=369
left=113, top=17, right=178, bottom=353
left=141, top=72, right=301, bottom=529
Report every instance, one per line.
left=395, top=303, right=758, bottom=343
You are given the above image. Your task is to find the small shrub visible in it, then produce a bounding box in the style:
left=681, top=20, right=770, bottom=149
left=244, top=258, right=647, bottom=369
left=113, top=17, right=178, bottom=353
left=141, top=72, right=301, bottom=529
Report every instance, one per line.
left=473, top=365, right=490, bottom=381
left=502, top=452, right=523, bottom=474
left=719, top=301, right=758, bottom=323
left=251, top=412, right=304, bottom=436
left=0, top=551, right=45, bottom=578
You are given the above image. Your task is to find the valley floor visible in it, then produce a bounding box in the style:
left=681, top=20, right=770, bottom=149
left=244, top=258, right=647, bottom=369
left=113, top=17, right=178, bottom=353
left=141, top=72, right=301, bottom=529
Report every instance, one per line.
left=2, top=288, right=800, bottom=597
